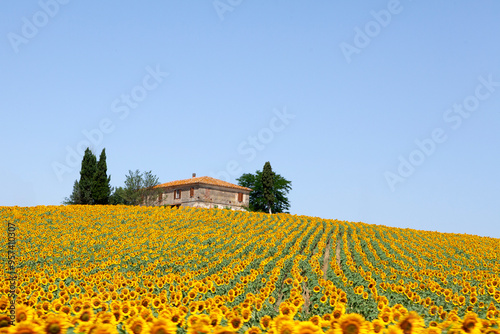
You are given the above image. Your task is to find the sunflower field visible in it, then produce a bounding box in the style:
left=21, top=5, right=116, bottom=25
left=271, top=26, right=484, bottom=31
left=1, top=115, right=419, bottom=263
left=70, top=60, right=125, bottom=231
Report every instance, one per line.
left=1, top=205, right=499, bottom=334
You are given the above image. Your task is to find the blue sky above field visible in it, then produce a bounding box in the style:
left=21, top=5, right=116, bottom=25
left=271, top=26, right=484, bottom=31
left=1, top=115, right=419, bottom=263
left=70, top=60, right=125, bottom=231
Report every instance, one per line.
left=1, top=1, right=499, bottom=238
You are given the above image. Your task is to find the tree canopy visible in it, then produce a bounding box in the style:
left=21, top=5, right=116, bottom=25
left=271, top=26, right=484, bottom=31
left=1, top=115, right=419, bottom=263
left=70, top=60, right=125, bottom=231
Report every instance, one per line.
left=111, top=170, right=161, bottom=206
left=63, top=148, right=111, bottom=205
left=237, top=164, right=291, bottom=213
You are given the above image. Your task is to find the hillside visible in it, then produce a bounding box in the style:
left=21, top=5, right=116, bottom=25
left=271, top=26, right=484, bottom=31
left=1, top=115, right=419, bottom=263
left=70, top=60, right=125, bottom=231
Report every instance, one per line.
left=1, top=205, right=499, bottom=333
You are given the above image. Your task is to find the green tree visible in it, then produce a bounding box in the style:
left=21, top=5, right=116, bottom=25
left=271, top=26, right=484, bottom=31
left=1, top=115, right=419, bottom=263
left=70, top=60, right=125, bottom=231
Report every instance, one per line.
left=237, top=166, right=291, bottom=213
left=78, top=148, right=97, bottom=205
left=122, top=170, right=161, bottom=205
left=92, top=149, right=111, bottom=204
left=62, top=180, right=81, bottom=205
left=109, top=186, right=128, bottom=205
left=262, top=161, right=275, bottom=214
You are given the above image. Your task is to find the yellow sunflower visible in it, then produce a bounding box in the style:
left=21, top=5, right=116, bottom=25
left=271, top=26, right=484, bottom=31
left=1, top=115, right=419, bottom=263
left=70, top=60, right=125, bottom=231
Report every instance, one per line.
left=228, top=316, right=244, bottom=331
left=483, top=329, right=500, bottom=334
left=73, top=308, right=95, bottom=326
left=187, top=322, right=213, bottom=334
left=245, top=327, right=262, bottom=334
left=334, top=314, right=367, bottom=334
left=241, top=308, right=252, bottom=323
left=460, top=313, right=482, bottom=334
left=85, top=323, right=117, bottom=334
left=0, top=314, right=12, bottom=328
left=260, top=315, right=272, bottom=330
left=0, top=296, right=10, bottom=313
left=332, top=307, right=345, bottom=321
left=273, top=318, right=297, bottom=334
left=309, top=316, right=322, bottom=327
left=424, top=327, right=441, bottom=334
left=125, top=316, right=148, bottom=334
left=371, top=319, right=385, bottom=334
left=41, top=313, right=72, bottom=334
left=386, top=325, right=403, bottom=334
left=397, top=312, right=425, bottom=334
left=9, top=321, right=44, bottom=334
left=279, top=303, right=296, bottom=319
left=16, top=304, right=36, bottom=323
left=213, top=326, right=237, bottom=334
left=379, top=312, right=392, bottom=326
left=147, top=318, right=177, bottom=334
left=296, top=321, right=323, bottom=334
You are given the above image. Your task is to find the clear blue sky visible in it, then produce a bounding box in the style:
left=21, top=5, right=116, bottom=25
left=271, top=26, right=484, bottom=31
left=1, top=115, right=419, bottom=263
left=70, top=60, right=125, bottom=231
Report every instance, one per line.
left=1, top=1, right=499, bottom=238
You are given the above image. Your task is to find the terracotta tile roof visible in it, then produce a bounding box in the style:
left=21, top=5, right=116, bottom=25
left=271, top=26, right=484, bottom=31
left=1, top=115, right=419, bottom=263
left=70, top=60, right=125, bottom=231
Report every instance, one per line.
left=155, top=176, right=252, bottom=192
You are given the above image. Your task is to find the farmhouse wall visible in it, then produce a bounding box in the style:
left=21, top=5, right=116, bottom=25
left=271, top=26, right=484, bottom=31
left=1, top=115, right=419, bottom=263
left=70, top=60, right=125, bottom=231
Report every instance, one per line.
left=153, top=184, right=249, bottom=211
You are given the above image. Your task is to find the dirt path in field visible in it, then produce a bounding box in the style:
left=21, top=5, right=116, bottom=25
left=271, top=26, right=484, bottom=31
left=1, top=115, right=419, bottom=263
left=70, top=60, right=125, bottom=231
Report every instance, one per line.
left=321, top=237, right=331, bottom=280
left=301, top=280, right=311, bottom=313
left=336, top=233, right=341, bottom=267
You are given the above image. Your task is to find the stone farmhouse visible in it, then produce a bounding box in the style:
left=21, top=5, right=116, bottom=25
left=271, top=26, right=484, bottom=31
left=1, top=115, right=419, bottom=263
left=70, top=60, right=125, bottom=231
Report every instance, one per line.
left=148, top=173, right=252, bottom=211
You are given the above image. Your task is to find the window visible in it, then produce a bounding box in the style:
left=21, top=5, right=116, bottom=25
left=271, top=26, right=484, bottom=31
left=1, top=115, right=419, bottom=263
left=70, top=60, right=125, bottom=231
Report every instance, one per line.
left=237, top=193, right=243, bottom=202
left=158, top=193, right=163, bottom=202
left=174, top=189, right=181, bottom=199
left=190, top=187, right=194, bottom=198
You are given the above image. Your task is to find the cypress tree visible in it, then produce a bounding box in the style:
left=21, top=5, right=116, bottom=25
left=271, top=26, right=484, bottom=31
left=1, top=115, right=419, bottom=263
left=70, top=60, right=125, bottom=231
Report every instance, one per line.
left=262, top=161, right=275, bottom=214
left=92, top=149, right=111, bottom=205
left=79, top=148, right=97, bottom=205
left=63, top=180, right=82, bottom=205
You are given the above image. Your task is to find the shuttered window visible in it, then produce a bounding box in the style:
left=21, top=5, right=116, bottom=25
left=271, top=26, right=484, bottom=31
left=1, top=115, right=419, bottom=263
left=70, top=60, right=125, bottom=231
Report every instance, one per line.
left=174, top=189, right=181, bottom=199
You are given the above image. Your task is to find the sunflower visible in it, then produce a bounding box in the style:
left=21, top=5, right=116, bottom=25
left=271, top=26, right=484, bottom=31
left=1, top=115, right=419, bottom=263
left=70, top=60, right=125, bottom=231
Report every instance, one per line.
left=125, top=316, right=148, bottom=334
left=483, top=329, right=500, bottom=334
left=0, top=314, right=12, bottom=328
left=332, top=307, right=345, bottom=321
left=213, top=326, right=237, bottom=334
left=188, top=315, right=201, bottom=329
left=85, top=323, right=117, bottom=334
left=245, top=327, right=262, bottom=334
left=307, top=316, right=321, bottom=327
left=260, top=315, right=272, bottom=330
left=322, top=314, right=333, bottom=323
left=41, top=313, right=72, bottom=334
left=73, top=308, right=95, bottom=327
left=152, top=298, right=162, bottom=309
left=9, top=321, right=44, bottom=334
left=486, top=310, right=496, bottom=320
left=461, top=313, right=482, bottom=334
left=371, top=319, right=385, bottom=334
left=228, top=316, right=244, bottom=331
left=0, top=297, right=9, bottom=313
left=397, top=312, right=425, bottom=334
left=50, top=300, right=63, bottom=313
left=147, top=318, right=177, bottom=334
left=296, top=321, right=323, bottom=334
left=279, top=303, right=296, bottom=318
left=16, top=304, right=35, bottom=323
left=60, top=306, right=71, bottom=316
left=71, top=301, right=84, bottom=315
left=334, top=314, right=367, bottom=334
left=121, top=302, right=132, bottom=318
left=242, top=308, right=252, bottom=323
left=386, top=325, right=403, bottom=334
left=273, top=317, right=297, bottom=334
left=379, top=312, right=392, bottom=326
left=111, top=308, right=122, bottom=324
left=167, top=310, right=184, bottom=327
left=423, top=327, right=441, bottom=334
left=188, top=322, right=213, bottom=334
